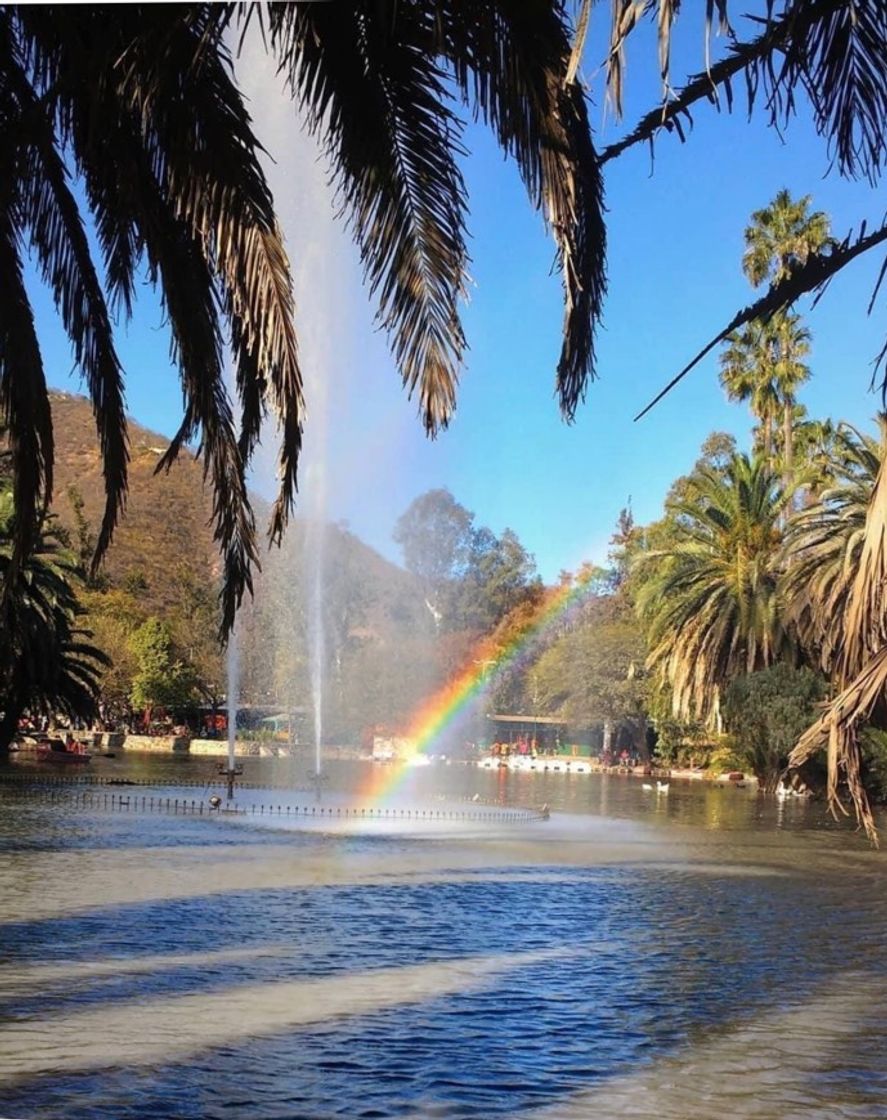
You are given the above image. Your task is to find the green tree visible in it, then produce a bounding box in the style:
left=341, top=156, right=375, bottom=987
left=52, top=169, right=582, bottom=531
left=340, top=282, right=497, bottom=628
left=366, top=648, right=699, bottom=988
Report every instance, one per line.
left=720, top=322, right=780, bottom=463
left=634, top=454, right=791, bottom=725
left=770, top=311, right=812, bottom=492
left=394, top=489, right=475, bottom=630
left=128, top=618, right=195, bottom=721
left=0, top=490, right=107, bottom=750
left=533, top=598, right=648, bottom=755
left=1, top=4, right=603, bottom=634
left=723, top=663, right=825, bottom=793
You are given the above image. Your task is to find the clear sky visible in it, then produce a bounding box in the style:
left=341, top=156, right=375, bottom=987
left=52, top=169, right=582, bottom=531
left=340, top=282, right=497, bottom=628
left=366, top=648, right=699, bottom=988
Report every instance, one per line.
left=29, top=9, right=886, bottom=584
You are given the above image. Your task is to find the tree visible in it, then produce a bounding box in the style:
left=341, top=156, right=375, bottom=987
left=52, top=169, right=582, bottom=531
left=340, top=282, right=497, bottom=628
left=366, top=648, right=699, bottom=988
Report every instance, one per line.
left=533, top=598, right=648, bottom=754
left=723, top=664, right=825, bottom=792
left=770, top=311, right=812, bottom=492
left=783, top=417, right=887, bottom=840
left=128, top=618, right=195, bottom=722
left=634, top=454, right=791, bottom=725
left=393, top=489, right=475, bottom=628
left=720, top=322, right=780, bottom=462
left=742, top=190, right=832, bottom=289
left=1, top=4, right=603, bottom=634
left=614, top=10, right=886, bottom=418
left=0, top=490, right=106, bottom=750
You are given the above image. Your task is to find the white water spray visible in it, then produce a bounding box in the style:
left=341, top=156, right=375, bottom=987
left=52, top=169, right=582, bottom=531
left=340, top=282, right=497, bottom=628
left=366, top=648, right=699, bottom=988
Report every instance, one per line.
left=234, top=34, right=344, bottom=787
left=226, top=624, right=238, bottom=794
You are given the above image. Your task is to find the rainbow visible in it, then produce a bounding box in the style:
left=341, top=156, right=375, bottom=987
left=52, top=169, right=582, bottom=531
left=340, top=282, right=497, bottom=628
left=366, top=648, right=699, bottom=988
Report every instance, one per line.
left=361, top=570, right=599, bottom=798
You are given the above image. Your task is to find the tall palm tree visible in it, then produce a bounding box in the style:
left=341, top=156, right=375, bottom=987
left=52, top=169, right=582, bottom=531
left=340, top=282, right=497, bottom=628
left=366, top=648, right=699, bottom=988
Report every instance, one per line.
left=0, top=3, right=606, bottom=634
left=742, top=189, right=832, bottom=288
left=634, top=454, right=790, bottom=725
left=0, top=491, right=108, bottom=751
left=770, top=311, right=812, bottom=490
left=719, top=322, right=779, bottom=463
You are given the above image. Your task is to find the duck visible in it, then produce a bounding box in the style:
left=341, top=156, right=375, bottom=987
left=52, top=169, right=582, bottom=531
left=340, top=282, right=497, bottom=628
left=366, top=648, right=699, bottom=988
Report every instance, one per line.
left=656, top=781, right=670, bottom=793
left=641, top=783, right=654, bottom=792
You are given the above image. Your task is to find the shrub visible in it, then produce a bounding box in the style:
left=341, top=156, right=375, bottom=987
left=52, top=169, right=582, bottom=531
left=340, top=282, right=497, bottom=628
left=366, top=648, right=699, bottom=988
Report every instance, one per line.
left=722, top=664, right=826, bottom=792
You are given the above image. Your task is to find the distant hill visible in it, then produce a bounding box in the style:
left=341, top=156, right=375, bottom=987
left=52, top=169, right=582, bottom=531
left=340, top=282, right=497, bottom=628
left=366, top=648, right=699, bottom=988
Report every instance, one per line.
left=49, top=389, right=220, bottom=613
left=45, top=394, right=439, bottom=725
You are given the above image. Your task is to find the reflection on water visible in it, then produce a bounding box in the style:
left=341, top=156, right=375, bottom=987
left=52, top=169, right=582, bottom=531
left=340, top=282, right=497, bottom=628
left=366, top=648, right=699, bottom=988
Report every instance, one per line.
left=0, top=756, right=885, bottom=1119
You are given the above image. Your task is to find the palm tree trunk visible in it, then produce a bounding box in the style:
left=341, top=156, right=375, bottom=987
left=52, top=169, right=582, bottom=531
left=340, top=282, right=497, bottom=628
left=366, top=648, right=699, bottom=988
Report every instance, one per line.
left=0, top=700, right=25, bottom=753
left=783, top=397, right=794, bottom=505
left=764, top=412, right=773, bottom=467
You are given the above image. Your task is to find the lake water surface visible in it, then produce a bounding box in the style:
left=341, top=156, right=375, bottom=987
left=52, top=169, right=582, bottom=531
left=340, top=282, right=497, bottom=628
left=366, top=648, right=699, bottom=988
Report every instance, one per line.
left=0, top=754, right=885, bottom=1119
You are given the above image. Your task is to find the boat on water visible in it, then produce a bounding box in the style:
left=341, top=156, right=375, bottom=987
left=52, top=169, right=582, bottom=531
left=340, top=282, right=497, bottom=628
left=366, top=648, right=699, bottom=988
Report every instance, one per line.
left=35, top=737, right=91, bottom=763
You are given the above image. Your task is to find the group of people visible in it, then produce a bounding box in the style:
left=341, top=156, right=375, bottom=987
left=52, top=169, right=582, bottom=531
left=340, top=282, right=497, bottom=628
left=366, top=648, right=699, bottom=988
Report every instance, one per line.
left=488, top=737, right=560, bottom=759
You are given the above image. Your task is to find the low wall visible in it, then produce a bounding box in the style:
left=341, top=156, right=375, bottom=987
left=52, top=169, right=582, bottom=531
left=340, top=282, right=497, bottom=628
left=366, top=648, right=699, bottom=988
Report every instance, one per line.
left=123, top=734, right=191, bottom=754
left=189, top=739, right=285, bottom=758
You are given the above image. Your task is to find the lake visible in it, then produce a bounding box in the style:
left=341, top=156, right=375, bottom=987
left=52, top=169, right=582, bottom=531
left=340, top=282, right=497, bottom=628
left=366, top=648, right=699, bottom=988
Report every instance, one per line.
left=0, top=753, right=885, bottom=1119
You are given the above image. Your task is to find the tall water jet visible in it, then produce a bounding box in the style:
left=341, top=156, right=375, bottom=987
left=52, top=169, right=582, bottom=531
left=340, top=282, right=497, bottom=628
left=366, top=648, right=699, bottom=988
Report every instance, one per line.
left=225, top=623, right=239, bottom=800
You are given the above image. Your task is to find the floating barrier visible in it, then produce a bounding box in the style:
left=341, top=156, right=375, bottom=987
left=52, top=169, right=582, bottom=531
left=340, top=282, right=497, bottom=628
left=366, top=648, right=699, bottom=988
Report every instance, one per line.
left=0, top=780, right=547, bottom=824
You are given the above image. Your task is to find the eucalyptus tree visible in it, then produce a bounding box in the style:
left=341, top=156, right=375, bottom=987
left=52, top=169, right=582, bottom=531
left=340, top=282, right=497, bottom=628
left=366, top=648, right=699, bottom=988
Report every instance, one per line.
left=634, top=454, right=791, bottom=726
left=0, top=3, right=604, bottom=635
left=0, top=491, right=107, bottom=751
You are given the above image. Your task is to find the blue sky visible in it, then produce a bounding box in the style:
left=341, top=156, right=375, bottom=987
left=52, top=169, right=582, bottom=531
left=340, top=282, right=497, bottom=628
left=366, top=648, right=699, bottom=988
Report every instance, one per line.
left=30, top=10, right=886, bottom=584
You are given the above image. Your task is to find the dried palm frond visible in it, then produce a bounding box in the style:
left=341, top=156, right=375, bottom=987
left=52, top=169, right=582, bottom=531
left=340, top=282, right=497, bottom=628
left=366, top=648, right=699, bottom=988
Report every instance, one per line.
left=603, top=0, right=887, bottom=186
left=787, top=423, right=887, bottom=844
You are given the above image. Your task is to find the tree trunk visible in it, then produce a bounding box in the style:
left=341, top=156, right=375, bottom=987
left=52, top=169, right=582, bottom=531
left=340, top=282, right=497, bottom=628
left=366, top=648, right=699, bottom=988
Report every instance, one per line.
left=763, top=412, right=773, bottom=468
left=602, top=719, right=613, bottom=756
left=0, top=700, right=25, bottom=754
left=783, top=398, right=794, bottom=495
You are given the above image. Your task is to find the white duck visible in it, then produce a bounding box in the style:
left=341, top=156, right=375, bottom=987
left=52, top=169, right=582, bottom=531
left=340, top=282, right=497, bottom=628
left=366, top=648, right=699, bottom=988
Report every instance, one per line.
left=656, top=781, right=670, bottom=793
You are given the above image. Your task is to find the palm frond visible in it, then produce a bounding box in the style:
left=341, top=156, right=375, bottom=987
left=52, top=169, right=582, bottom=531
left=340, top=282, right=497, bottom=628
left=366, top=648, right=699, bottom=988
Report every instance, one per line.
left=269, top=2, right=468, bottom=434
left=602, top=0, right=887, bottom=186
left=636, top=219, right=887, bottom=421
left=5, top=35, right=129, bottom=571
left=0, top=176, right=54, bottom=590
left=438, top=0, right=606, bottom=416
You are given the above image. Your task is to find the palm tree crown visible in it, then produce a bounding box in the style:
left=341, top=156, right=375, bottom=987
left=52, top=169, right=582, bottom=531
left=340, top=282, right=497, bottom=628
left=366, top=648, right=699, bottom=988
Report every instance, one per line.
left=742, top=188, right=832, bottom=288
left=635, top=454, right=790, bottom=724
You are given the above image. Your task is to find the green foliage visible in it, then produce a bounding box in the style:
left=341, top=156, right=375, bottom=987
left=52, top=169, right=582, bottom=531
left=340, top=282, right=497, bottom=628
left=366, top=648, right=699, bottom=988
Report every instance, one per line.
left=722, top=664, right=825, bottom=788
left=394, top=489, right=540, bottom=634
left=635, top=453, right=790, bottom=723
left=0, top=488, right=107, bottom=748
left=531, top=597, right=647, bottom=743
left=860, top=728, right=887, bottom=803
left=128, top=618, right=195, bottom=714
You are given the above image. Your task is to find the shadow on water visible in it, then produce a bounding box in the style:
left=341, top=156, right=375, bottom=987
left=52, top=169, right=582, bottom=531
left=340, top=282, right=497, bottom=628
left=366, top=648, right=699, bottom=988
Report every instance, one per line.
left=0, top=757, right=885, bottom=1118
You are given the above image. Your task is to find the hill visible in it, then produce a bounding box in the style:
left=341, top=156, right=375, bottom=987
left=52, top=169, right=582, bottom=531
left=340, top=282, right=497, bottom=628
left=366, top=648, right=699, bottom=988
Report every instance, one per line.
left=44, top=392, right=437, bottom=728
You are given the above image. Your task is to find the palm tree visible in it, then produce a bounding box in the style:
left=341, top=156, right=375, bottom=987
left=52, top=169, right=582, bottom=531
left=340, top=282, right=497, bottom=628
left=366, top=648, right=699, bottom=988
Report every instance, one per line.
left=782, top=418, right=887, bottom=841
left=742, top=189, right=832, bottom=288
left=770, top=311, right=812, bottom=491
left=783, top=420, right=883, bottom=667
left=0, top=491, right=108, bottom=751
left=634, top=454, right=790, bottom=725
left=0, top=4, right=605, bottom=634
left=719, top=322, right=779, bottom=463
left=792, top=417, right=839, bottom=500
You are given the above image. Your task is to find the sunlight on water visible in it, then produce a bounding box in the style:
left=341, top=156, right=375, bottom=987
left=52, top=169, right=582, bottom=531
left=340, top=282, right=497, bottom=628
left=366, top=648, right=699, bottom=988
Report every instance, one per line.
left=1, top=759, right=885, bottom=1119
